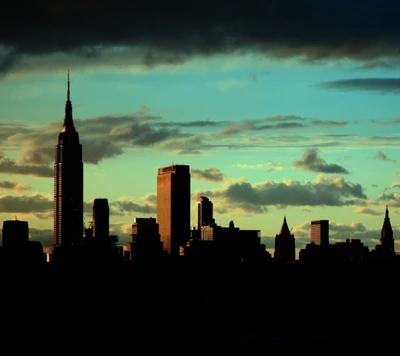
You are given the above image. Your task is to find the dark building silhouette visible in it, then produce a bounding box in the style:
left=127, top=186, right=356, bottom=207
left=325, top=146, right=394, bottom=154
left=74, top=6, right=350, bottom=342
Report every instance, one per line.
left=127, top=217, right=163, bottom=260
left=331, top=239, right=369, bottom=262
left=2, top=218, right=29, bottom=251
left=310, top=220, right=329, bottom=246
left=53, top=72, right=84, bottom=248
left=157, top=164, right=190, bottom=257
left=380, top=205, right=394, bottom=253
left=197, top=196, right=214, bottom=229
left=1, top=219, right=46, bottom=267
left=274, top=216, right=295, bottom=262
left=186, top=220, right=266, bottom=263
left=92, top=198, right=109, bottom=239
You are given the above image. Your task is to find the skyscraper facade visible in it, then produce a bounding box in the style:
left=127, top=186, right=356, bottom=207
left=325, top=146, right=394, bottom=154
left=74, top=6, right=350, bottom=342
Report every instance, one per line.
left=92, top=198, right=109, bottom=239
left=310, top=220, right=329, bottom=246
left=53, top=73, right=84, bottom=248
left=157, top=164, right=190, bottom=257
left=197, top=196, right=214, bottom=229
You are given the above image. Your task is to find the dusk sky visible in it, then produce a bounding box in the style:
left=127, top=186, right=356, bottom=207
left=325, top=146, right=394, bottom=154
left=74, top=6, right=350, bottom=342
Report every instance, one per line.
left=1, top=0, right=400, bottom=255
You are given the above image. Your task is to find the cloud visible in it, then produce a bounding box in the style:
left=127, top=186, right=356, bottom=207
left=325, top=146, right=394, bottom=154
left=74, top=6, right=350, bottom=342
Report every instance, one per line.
left=377, top=193, right=400, bottom=207
left=4, top=111, right=188, bottom=167
left=311, top=120, right=348, bottom=126
left=353, top=60, right=397, bottom=71
left=219, top=116, right=308, bottom=135
left=0, top=194, right=52, bottom=214
left=109, top=222, right=132, bottom=246
left=293, top=148, right=349, bottom=174
left=237, top=162, right=285, bottom=171
left=3, top=1, right=400, bottom=75
left=109, top=196, right=157, bottom=216
left=317, top=78, right=400, bottom=93
left=370, top=118, right=400, bottom=126
left=0, top=153, right=53, bottom=178
left=0, top=180, right=31, bottom=192
left=374, top=151, right=397, bottom=164
left=191, top=167, right=225, bottom=183
left=354, top=207, right=382, bottom=216
left=195, top=174, right=367, bottom=215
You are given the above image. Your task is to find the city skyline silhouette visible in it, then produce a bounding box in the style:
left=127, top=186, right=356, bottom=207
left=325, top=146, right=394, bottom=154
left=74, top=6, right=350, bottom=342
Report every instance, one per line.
left=2, top=2, right=400, bottom=352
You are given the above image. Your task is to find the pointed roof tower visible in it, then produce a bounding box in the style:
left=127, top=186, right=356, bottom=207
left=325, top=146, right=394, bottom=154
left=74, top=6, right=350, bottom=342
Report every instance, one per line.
left=61, top=70, right=76, bottom=133
left=279, top=216, right=291, bottom=236
left=381, top=205, right=393, bottom=240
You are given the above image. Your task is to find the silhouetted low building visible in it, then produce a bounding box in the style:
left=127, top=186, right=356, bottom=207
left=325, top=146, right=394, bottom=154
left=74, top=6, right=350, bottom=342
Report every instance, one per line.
left=127, top=217, right=163, bottom=261
left=1, top=219, right=46, bottom=269
left=185, top=220, right=267, bottom=264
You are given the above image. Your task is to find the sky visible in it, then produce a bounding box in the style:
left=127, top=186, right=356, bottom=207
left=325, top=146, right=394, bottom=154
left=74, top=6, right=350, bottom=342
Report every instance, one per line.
left=1, top=0, right=400, bottom=256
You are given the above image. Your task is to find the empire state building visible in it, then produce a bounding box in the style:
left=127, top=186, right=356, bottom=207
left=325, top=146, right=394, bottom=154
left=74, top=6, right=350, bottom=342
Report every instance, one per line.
left=53, top=73, right=84, bottom=248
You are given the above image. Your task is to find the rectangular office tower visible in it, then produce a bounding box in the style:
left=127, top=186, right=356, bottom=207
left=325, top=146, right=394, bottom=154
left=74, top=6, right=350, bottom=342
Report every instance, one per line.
left=310, top=220, right=329, bottom=245
left=157, top=165, right=191, bottom=257
left=92, top=198, right=109, bottom=239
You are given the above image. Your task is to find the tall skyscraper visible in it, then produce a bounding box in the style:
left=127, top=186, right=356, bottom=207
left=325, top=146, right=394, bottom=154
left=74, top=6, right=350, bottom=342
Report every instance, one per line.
left=310, top=220, right=329, bottom=245
left=380, top=205, right=394, bottom=253
left=157, top=164, right=190, bottom=257
left=92, top=198, right=109, bottom=239
left=53, top=72, right=84, bottom=248
left=197, top=196, right=214, bottom=229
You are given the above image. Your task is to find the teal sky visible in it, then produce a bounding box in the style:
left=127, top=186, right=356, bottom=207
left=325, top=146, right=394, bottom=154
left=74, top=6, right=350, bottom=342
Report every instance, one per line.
left=1, top=54, right=399, bottom=255
left=2, top=0, right=400, bottom=254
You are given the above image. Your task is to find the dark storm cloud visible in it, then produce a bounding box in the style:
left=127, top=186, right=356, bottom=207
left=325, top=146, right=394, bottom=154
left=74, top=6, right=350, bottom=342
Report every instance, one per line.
left=191, top=167, right=225, bottom=183
left=293, top=148, right=349, bottom=174
left=317, top=78, right=400, bottom=93
left=197, top=175, right=367, bottom=214
left=3, top=0, right=400, bottom=74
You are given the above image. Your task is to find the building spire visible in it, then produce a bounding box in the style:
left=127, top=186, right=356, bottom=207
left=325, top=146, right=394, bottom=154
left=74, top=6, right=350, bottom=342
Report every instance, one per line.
left=279, top=215, right=291, bottom=236
left=381, top=205, right=394, bottom=253
left=67, top=69, right=70, bottom=101
left=61, top=70, right=76, bottom=133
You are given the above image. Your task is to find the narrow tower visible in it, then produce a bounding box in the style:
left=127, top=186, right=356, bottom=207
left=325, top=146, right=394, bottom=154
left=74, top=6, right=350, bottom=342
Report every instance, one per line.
left=92, top=198, right=109, bottom=240
left=381, top=205, right=394, bottom=254
left=197, top=196, right=214, bottom=229
left=157, top=164, right=190, bottom=257
left=274, top=216, right=295, bottom=262
left=53, top=72, right=84, bottom=249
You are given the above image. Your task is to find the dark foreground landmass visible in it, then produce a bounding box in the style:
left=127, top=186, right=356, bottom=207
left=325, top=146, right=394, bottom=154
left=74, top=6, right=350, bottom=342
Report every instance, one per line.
left=1, top=257, right=398, bottom=354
